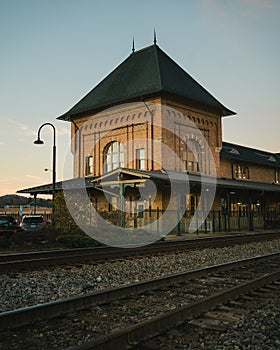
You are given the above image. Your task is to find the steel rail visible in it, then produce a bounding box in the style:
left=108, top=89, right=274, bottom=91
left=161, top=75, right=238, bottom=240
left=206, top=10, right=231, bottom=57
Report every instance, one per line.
left=69, top=269, right=280, bottom=350
left=1, top=231, right=278, bottom=261
left=0, top=252, right=279, bottom=330
left=0, top=231, right=279, bottom=272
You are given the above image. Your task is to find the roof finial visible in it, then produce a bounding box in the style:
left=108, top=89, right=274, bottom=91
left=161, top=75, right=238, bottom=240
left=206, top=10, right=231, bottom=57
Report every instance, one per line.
left=132, top=37, right=135, bottom=53
left=153, top=28, right=157, bottom=45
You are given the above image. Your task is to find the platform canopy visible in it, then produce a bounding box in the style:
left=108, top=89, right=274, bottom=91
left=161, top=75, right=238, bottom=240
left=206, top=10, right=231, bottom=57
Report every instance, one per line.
left=17, top=168, right=280, bottom=196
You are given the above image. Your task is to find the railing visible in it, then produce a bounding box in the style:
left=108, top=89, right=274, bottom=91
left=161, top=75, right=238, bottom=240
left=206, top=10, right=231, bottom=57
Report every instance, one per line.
left=0, top=208, right=52, bottom=223
left=2, top=206, right=279, bottom=236
left=126, top=208, right=280, bottom=235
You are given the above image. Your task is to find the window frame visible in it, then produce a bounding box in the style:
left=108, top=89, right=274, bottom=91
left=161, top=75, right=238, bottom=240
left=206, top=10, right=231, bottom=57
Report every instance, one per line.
left=85, top=155, right=93, bottom=175
left=104, top=141, right=124, bottom=173
left=136, top=148, right=145, bottom=170
left=275, top=170, right=280, bottom=184
left=233, top=164, right=249, bottom=180
left=183, top=140, right=201, bottom=173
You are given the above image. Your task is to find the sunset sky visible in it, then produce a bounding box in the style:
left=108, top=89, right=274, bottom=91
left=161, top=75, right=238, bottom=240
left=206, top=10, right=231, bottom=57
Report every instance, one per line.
left=1, top=0, right=280, bottom=197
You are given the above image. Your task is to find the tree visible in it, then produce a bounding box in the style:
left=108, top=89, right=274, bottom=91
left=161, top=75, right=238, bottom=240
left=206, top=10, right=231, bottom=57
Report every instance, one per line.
left=54, top=192, right=81, bottom=235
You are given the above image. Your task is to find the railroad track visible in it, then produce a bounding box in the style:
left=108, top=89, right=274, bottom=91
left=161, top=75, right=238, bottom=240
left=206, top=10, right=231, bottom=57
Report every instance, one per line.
left=137, top=281, right=280, bottom=349
left=0, top=252, right=279, bottom=350
left=0, top=231, right=279, bottom=272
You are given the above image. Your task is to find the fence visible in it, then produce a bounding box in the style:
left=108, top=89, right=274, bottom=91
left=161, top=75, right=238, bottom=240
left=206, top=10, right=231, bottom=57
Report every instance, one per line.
left=126, top=208, right=280, bottom=235
left=0, top=208, right=52, bottom=223
left=2, top=206, right=279, bottom=236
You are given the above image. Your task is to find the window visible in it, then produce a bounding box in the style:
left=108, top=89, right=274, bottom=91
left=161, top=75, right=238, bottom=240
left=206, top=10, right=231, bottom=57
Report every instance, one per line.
left=233, top=164, right=249, bottom=179
left=109, top=196, right=118, bottom=212
left=136, top=148, right=145, bottom=170
left=112, top=196, right=118, bottom=209
left=187, top=194, right=197, bottom=215
left=224, top=146, right=240, bottom=155
left=186, top=149, right=199, bottom=172
left=256, top=152, right=276, bottom=162
left=104, top=141, right=124, bottom=173
left=183, top=140, right=201, bottom=173
left=180, top=195, right=186, bottom=216
left=275, top=171, right=280, bottom=184
left=85, top=156, right=93, bottom=175
left=137, top=204, right=144, bottom=218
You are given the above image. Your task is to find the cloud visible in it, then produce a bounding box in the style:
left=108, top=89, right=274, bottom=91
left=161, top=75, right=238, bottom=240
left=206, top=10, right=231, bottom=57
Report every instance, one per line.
left=198, top=0, right=228, bottom=27
left=198, top=0, right=277, bottom=25
left=9, top=120, right=36, bottom=137
left=8, top=119, right=70, bottom=139
left=240, top=0, right=278, bottom=20
left=243, top=0, right=273, bottom=9
left=0, top=141, right=5, bottom=145
left=25, top=174, right=49, bottom=182
left=0, top=177, right=12, bottom=184
left=57, top=125, right=70, bottom=136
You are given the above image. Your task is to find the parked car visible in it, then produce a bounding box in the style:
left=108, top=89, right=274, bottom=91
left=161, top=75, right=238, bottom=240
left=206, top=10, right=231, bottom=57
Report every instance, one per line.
left=0, top=218, right=10, bottom=229
left=0, top=215, right=19, bottom=228
left=20, top=215, right=46, bottom=232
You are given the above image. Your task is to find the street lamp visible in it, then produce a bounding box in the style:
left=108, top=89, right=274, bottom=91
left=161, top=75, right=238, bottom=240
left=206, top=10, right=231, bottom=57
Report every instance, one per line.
left=34, top=123, right=56, bottom=241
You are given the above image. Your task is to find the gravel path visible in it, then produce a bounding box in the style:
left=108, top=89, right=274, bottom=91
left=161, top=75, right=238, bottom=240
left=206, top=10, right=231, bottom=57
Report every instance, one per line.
left=0, top=239, right=280, bottom=313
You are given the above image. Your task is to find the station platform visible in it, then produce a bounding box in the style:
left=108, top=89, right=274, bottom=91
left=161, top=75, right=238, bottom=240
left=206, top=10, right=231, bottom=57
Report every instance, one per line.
left=164, top=229, right=279, bottom=241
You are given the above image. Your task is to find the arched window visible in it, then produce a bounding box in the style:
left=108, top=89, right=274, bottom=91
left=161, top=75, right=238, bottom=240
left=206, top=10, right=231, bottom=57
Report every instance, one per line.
left=184, top=139, right=202, bottom=173
left=104, top=141, right=124, bottom=173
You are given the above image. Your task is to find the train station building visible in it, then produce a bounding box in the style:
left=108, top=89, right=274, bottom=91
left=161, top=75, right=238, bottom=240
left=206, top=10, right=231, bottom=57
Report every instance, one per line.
left=18, top=41, right=280, bottom=233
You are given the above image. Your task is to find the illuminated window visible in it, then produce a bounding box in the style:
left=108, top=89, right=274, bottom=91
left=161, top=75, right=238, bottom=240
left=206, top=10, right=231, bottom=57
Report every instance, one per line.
left=183, top=140, right=201, bottom=173
left=104, top=142, right=124, bottom=173
left=186, top=194, right=197, bottom=216
left=275, top=171, right=280, bottom=184
left=233, top=164, right=249, bottom=179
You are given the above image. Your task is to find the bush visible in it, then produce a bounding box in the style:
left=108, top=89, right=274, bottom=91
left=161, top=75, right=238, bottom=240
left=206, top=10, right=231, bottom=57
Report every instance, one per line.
left=0, top=229, right=12, bottom=239
left=99, top=210, right=127, bottom=227
left=0, top=236, right=10, bottom=248
left=9, top=231, right=48, bottom=244
left=56, top=234, right=101, bottom=248
left=54, top=192, right=82, bottom=235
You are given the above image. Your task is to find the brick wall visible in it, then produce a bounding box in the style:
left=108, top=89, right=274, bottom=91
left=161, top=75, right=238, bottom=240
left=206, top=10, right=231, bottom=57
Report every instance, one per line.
left=220, top=158, right=278, bottom=184
left=71, top=97, right=224, bottom=178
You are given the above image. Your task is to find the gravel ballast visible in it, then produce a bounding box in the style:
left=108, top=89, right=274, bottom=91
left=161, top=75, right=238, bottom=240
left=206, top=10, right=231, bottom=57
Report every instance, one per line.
left=0, top=239, right=280, bottom=313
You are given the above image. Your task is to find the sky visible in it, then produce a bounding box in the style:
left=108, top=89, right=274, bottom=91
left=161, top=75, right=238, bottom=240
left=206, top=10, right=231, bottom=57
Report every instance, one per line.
left=0, top=0, right=280, bottom=197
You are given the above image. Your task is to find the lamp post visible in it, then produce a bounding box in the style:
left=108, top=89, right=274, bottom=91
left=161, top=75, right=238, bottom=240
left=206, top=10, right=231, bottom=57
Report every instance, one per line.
left=34, top=123, right=56, bottom=241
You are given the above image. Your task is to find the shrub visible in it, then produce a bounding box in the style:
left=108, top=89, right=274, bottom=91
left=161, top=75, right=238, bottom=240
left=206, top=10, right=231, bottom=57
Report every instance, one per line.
left=0, top=236, right=10, bottom=248
left=54, top=192, right=98, bottom=236
left=99, top=210, right=127, bottom=227
left=9, top=231, right=48, bottom=245
left=54, top=192, right=81, bottom=235
left=56, top=234, right=101, bottom=248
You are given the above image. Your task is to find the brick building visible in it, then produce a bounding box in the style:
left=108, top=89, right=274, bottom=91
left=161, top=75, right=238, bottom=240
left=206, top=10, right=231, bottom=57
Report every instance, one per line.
left=18, top=42, right=280, bottom=233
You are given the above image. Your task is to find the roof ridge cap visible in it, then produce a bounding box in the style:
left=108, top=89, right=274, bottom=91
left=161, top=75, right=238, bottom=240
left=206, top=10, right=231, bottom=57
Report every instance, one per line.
left=152, top=45, right=163, bottom=90
left=131, top=43, right=156, bottom=55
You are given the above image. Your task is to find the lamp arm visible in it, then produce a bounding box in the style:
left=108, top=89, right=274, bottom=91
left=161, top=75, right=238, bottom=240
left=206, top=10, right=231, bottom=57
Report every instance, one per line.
left=37, top=123, right=56, bottom=146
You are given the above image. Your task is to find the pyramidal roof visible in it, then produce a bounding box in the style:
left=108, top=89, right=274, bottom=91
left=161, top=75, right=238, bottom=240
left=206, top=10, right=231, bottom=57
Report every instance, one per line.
left=58, top=44, right=235, bottom=120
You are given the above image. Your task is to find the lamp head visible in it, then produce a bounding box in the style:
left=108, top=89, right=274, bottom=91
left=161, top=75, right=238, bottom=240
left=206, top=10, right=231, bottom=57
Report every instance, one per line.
left=34, top=138, right=44, bottom=145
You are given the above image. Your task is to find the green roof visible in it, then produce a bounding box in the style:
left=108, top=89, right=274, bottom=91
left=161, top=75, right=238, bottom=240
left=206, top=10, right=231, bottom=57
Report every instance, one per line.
left=58, top=44, right=235, bottom=120
left=221, top=142, right=280, bottom=169
left=17, top=168, right=280, bottom=195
